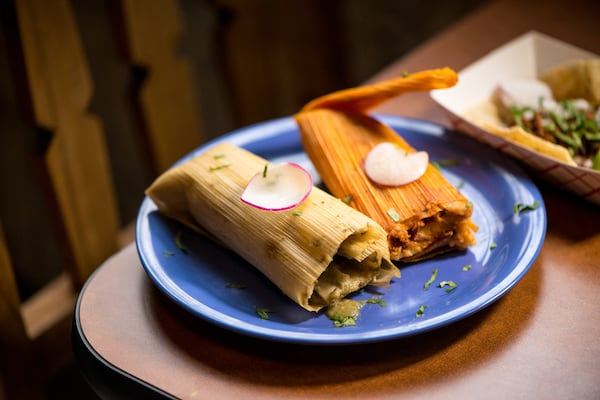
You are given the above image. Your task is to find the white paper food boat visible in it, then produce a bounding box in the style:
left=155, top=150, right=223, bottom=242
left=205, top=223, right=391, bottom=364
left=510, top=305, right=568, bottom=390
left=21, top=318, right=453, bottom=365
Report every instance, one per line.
left=431, top=31, right=600, bottom=205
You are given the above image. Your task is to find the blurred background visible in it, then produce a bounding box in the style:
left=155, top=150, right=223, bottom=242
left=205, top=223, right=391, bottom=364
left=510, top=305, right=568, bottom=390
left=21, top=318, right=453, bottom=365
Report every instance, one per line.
left=0, top=0, right=486, bottom=398
left=76, top=0, right=486, bottom=225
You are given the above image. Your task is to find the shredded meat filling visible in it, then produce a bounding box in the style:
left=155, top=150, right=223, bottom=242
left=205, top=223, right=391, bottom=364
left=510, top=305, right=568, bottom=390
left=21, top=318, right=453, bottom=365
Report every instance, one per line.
left=388, top=203, right=476, bottom=262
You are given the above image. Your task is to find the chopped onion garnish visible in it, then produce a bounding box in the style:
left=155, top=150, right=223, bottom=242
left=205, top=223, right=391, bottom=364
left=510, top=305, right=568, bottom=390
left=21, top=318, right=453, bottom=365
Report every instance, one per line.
left=364, top=142, right=429, bottom=186
left=240, top=162, right=313, bottom=211
left=495, top=78, right=555, bottom=109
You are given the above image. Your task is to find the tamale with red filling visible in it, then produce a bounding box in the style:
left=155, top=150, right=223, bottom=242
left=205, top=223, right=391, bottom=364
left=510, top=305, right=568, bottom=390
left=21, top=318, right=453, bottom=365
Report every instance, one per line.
left=294, top=68, right=477, bottom=261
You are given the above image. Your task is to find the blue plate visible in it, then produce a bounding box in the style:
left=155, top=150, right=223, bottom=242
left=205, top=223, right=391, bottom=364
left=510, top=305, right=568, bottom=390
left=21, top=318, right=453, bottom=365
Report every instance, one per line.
left=136, top=116, right=546, bottom=344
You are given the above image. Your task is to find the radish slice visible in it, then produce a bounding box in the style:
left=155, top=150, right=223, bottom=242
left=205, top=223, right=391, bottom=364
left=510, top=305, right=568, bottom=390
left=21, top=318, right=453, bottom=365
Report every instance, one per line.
left=241, top=163, right=313, bottom=211
left=364, top=142, right=429, bottom=186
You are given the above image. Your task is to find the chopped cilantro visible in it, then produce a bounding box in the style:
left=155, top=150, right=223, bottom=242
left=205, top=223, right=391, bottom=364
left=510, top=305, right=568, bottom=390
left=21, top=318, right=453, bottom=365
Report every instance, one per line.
left=462, top=264, right=472, bottom=272
left=331, top=315, right=357, bottom=327
left=402, top=70, right=410, bottom=77
left=209, top=164, right=231, bottom=171
left=489, top=242, right=497, bottom=250
left=226, top=283, right=247, bottom=289
left=593, top=149, right=600, bottom=170
left=175, top=231, right=187, bottom=254
left=387, top=208, right=400, bottom=222
left=424, top=268, right=438, bottom=290
left=256, top=307, right=274, bottom=320
left=292, top=210, right=303, bottom=216
left=366, top=298, right=387, bottom=307
left=342, top=195, right=353, bottom=204
left=262, top=163, right=268, bottom=178
left=508, top=98, right=600, bottom=169
left=514, top=201, right=540, bottom=215
left=438, top=280, right=458, bottom=293
left=416, top=305, right=427, bottom=317
left=432, top=158, right=460, bottom=170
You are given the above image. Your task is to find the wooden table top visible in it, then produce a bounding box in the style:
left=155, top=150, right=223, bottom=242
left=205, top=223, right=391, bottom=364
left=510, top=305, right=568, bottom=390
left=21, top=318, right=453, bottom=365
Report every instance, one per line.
left=75, top=0, right=600, bottom=399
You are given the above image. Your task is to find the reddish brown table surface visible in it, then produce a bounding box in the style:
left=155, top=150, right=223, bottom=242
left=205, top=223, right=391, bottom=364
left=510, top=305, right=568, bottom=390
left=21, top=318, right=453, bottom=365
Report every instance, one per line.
left=76, top=1, right=600, bottom=399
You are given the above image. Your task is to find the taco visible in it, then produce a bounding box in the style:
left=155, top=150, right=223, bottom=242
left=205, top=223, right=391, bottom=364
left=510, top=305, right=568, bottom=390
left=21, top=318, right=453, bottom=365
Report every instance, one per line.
left=466, top=59, right=600, bottom=169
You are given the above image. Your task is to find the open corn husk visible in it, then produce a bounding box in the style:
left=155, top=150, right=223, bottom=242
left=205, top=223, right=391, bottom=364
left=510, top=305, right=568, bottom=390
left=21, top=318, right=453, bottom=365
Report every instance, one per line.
left=145, top=142, right=399, bottom=312
left=295, top=68, right=477, bottom=262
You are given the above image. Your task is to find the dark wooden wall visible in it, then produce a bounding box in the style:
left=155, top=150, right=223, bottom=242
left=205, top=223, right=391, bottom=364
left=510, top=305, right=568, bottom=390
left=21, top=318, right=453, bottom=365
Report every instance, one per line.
left=0, top=0, right=486, bottom=300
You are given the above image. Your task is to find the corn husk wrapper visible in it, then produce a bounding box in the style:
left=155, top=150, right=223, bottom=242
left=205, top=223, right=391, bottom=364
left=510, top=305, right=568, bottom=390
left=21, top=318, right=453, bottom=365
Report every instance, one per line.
left=145, top=142, right=399, bottom=312
left=295, top=68, right=478, bottom=262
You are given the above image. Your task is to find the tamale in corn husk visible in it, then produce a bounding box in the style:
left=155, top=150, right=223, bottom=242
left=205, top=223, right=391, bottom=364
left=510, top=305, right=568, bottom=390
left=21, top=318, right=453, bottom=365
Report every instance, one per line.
left=145, top=142, right=399, bottom=312
left=294, top=68, right=477, bottom=262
